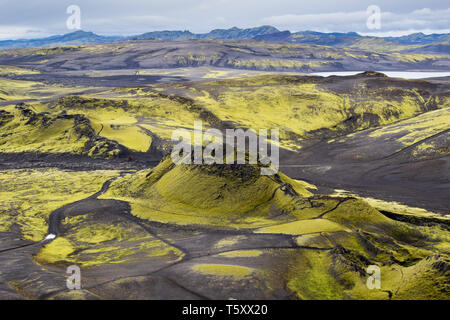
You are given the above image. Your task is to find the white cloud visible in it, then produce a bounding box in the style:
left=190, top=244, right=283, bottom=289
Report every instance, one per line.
left=360, top=29, right=450, bottom=37
left=0, top=26, right=48, bottom=40
left=262, top=11, right=367, bottom=27
left=412, top=8, right=432, bottom=15
left=86, top=15, right=177, bottom=28
left=261, top=8, right=450, bottom=34
left=82, top=15, right=186, bottom=35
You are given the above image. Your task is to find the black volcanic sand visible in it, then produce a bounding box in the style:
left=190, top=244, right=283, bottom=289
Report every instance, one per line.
left=11, top=73, right=191, bottom=87
left=279, top=148, right=450, bottom=215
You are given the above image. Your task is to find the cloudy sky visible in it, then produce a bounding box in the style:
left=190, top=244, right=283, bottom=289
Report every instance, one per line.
left=0, top=0, right=449, bottom=40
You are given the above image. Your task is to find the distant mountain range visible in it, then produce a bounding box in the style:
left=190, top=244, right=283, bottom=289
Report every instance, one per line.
left=0, top=26, right=449, bottom=52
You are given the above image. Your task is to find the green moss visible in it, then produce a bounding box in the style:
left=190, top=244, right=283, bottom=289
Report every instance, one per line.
left=0, top=169, right=120, bottom=241
left=347, top=255, right=450, bottom=300
left=0, top=65, right=39, bottom=76
left=214, top=236, right=246, bottom=249
left=154, top=164, right=276, bottom=214
left=325, top=199, right=392, bottom=226
left=192, top=264, right=256, bottom=279
left=0, top=105, right=123, bottom=158
left=277, top=172, right=317, bottom=197
left=34, top=204, right=186, bottom=268
left=295, top=234, right=333, bottom=249
left=195, top=82, right=346, bottom=149
left=331, top=189, right=449, bottom=220
left=35, top=238, right=76, bottom=264
left=368, top=108, right=450, bottom=148
left=77, top=239, right=183, bottom=267
left=101, top=158, right=309, bottom=229
left=287, top=251, right=344, bottom=299
left=12, top=74, right=445, bottom=154
left=201, top=68, right=233, bottom=79
left=0, top=78, right=87, bottom=102
left=391, top=255, right=449, bottom=299
left=35, top=229, right=184, bottom=268
left=256, top=219, right=349, bottom=235
left=72, top=224, right=127, bottom=244
left=325, top=199, right=426, bottom=243
left=218, top=250, right=263, bottom=258
left=99, top=124, right=151, bottom=152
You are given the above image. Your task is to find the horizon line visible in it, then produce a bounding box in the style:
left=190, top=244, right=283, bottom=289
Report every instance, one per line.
left=1, top=25, right=449, bottom=42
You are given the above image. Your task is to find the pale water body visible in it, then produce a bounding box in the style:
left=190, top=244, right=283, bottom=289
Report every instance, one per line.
left=311, top=71, right=450, bottom=79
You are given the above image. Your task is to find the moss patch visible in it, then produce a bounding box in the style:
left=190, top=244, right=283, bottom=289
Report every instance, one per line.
left=0, top=169, right=120, bottom=241
left=192, top=264, right=256, bottom=280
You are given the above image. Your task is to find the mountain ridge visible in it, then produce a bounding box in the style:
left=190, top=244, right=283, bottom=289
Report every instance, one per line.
left=1, top=26, right=449, bottom=51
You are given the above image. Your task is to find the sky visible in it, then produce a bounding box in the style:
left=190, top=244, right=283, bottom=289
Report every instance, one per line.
left=0, top=0, right=449, bottom=40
